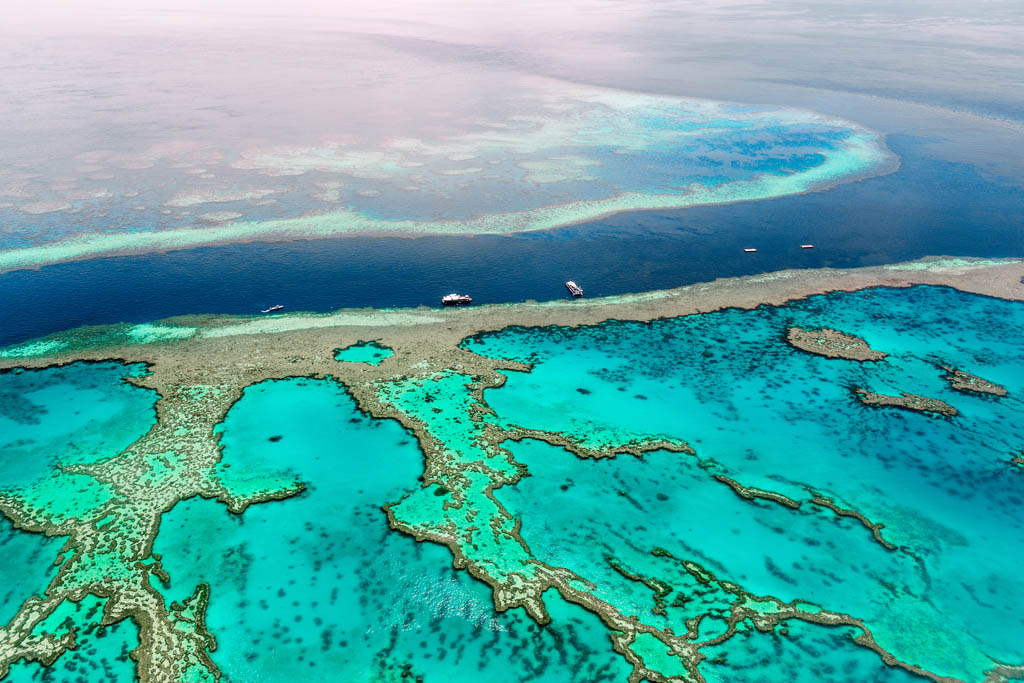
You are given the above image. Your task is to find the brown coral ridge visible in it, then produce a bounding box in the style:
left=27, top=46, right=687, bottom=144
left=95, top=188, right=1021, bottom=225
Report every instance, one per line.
left=713, top=476, right=897, bottom=552
left=984, top=662, right=1024, bottom=682
left=807, top=492, right=898, bottom=551
left=786, top=327, right=888, bottom=361
left=376, top=378, right=934, bottom=683
left=0, top=366, right=309, bottom=682
left=640, top=548, right=963, bottom=683
left=0, top=257, right=1021, bottom=682
left=940, top=366, right=1008, bottom=397
left=605, top=556, right=675, bottom=617
left=713, top=475, right=802, bottom=509
left=3, top=257, right=1024, bottom=379
left=375, top=378, right=921, bottom=683
left=853, top=388, right=958, bottom=417
left=498, top=425, right=693, bottom=461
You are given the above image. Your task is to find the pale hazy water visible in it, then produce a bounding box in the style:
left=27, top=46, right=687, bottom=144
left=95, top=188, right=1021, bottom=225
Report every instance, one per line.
left=0, top=2, right=1022, bottom=343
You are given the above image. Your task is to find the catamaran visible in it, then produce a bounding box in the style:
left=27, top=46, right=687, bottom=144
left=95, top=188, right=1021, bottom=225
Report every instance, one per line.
left=442, top=293, right=473, bottom=306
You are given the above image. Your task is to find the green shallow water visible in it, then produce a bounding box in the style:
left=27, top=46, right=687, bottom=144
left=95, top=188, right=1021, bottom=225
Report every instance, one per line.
left=3, top=286, right=1022, bottom=682
left=0, top=362, right=155, bottom=488
left=0, top=361, right=156, bottom=665
left=0, top=520, right=62, bottom=628
left=333, top=340, right=394, bottom=366
left=153, top=378, right=629, bottom=682
left=467, top=285, right=1024, bottom=681
left=5, top=596, right=138, bottom=683
left=700, top=620, right=920, bottom=683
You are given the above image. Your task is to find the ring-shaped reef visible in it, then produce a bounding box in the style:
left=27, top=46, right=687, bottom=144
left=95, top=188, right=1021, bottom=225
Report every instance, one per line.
left=0, top=80, right=894, bottom=273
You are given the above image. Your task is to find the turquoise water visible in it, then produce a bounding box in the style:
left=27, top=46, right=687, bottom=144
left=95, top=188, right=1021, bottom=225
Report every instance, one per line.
left=466, top=285, right=1024, bottom=680
left=4, top=287, right=1022, bottom=681
left=333, top=340, right=394, bottom=365
left=0, top=361, right=155, bottom=553
left=700, top=620, right=920, bottom=683
left=0, top=362, right=155, bottom=682
left=0, top=520, right=63, bottom=628
left=497, top=438, right=919, bottom=681
left=0, top=362, right=155, bottom=488
left=5, top=596, right=138, bottom=683
left=153, top=378, right=628, bottom=681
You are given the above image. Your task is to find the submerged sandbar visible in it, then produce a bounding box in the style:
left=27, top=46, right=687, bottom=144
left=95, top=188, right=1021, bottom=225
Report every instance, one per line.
left=0, top=80, right=895, bottom=275
left=1, top=256, right=1019, bottom=370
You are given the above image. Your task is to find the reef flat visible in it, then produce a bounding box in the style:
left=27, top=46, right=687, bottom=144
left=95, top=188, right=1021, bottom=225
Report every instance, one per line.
left=941, top=367, right=1008, bottom=397
left=0, top=256, right=1022, bottom=683
left=853, top=389, right=959, bottom=417
left=1, top=256, right=1018, bottom=366
left=0, top=79, right=894, bottom=274
left=786, top=327, right=889, bottom=361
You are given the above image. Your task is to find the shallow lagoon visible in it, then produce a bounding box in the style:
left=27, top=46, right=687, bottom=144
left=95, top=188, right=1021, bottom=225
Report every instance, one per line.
left=1, top=287, right=1021, bottom=681
left=152, top=285, right=1024, bottom=682
left=0, top=362, right=155, bottom=530
left=0, top=362, right=154, bottom=488
left=154, top=378, right=629, bottom=682
left=4, top=596, right=138, bottom=683
left=333, top=340, right=394, bottom=366
left=469, top=285, right=1024, bottom=680
left=0, top=362, right=154, bottom=681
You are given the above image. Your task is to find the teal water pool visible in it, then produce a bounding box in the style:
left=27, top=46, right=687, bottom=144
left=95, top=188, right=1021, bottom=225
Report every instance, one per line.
left=2, top=286, right=1021, bottom=681
left=466, top=285, right=1024, bottom=680
left=333, top=340, right=394, bottom=366
left=153, top=378, right=629, bottom=681
left=0, top=362, right=155, bottom=488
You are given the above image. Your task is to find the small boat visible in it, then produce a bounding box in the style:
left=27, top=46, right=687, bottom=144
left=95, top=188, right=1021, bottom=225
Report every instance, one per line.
left=565, top=281, right=584, bottom=297
left=260, top=305, right=284, bottom=313
left=801, top=244, right=814, bottom=249
left=442, top=293, right=473, bottom=306
left=744, top=248, right=758, bottom=253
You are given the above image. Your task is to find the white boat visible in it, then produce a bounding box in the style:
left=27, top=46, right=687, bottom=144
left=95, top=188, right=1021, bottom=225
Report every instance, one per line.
left=801, top=244, right=814, bottom=249
left=565, top=281, right=584, bottom=297
left=442, top=293, right=473, bottom=306
left=744, top=248, right=758, bottom=253
left=261, top=304, right=284, bottom=313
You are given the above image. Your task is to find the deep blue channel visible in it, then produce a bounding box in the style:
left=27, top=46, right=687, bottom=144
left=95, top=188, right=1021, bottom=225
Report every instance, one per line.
left=2, top=135, right=1022, bottom=346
